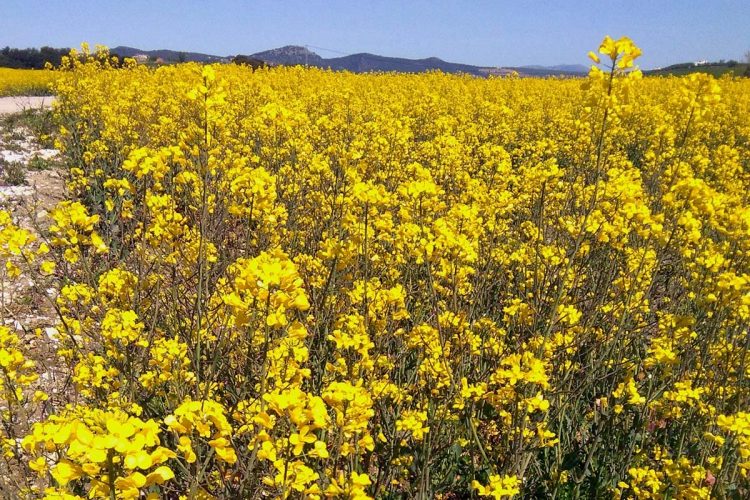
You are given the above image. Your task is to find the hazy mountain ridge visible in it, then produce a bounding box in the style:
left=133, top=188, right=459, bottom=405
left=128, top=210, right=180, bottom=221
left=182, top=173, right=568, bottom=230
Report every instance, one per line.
left=106, top=44, right=588, bottom=76
left=110, top=46, right=226, bottom=62
left=249, top=45, right=588, bottom=76
left=4, top=45, right=746, bottom=77
left=251, top=45, right=323, bottom=65
left=319, top=52, right=488, bottom=75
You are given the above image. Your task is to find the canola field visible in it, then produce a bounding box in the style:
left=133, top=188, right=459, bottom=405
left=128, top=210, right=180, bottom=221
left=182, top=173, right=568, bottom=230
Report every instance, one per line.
left=2, top=38, right=750, bottom=498
left=0, top=68, right=57, bottom=96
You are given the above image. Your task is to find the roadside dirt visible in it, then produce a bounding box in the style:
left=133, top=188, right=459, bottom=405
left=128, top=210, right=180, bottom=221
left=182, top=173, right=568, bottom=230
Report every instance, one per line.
left=0, top=99, right=67, bottom=412
left=0, top=96, right=55, bottom=115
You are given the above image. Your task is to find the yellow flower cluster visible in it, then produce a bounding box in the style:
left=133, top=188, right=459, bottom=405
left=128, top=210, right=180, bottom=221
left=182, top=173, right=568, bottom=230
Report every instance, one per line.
left=49, top=201, right=107, bottom=264
left=472, top=474, right=521, bottom=499
left=2, top=36, right=750, bottom=498
left=23, top=407, right=175, bottom=499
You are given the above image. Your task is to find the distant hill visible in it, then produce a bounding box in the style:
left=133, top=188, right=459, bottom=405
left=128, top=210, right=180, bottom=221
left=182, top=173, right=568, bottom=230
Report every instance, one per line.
left=321, top=53, right=489, bottom=76
left=250, top=45, right=587, bottom=77
left=645, top=60, right=749, bottom=77
left=110, top=46, right=226, bottom=63
left=250, top=46, right=487, bottom=75
left=0, top=43, right=594, bottom=77
left=251, top=46, right=323, bottom=66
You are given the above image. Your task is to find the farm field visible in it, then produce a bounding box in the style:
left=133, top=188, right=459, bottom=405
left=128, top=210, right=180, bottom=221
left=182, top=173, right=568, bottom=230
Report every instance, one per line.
left=0, top=68, right=57, bottom=96
left=1, top=38, right=750, bottom=499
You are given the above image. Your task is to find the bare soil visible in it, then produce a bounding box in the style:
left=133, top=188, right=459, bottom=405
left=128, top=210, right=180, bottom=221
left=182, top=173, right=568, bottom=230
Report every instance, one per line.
left=0, top=100, right=67, bottom=414
left=0, top=96, right=56, bottom=115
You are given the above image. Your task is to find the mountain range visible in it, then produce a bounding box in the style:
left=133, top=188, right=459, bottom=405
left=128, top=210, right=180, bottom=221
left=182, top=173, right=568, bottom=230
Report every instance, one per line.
left=110, top=45, right=589, bottom=77
left=111, top=46, right=227, bottom=63
left=249, top=46, right=589, bottom=76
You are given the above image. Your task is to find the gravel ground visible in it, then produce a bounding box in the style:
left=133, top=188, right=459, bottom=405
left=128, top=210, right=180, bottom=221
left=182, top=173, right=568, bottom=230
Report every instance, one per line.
left=0, top=96, right=56, bottom=115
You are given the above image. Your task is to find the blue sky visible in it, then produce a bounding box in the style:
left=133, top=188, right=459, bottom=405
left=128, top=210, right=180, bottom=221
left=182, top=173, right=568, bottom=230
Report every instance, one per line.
left=2, top=1, right=749, bottom=69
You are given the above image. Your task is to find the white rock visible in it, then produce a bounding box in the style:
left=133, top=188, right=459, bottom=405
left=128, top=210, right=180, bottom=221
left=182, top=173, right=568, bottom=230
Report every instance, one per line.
left=0, top=185, right=34, bottom=200
left=45, top=327, right=58, bottom=341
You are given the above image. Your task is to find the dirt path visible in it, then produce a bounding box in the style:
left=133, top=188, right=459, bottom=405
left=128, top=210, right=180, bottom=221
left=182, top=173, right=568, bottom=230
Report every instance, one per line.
left=0, top=96, right=56, bottom=115
left=0, top=102, right=65, bottom=311
left=0, top=101, right=67, bottom=405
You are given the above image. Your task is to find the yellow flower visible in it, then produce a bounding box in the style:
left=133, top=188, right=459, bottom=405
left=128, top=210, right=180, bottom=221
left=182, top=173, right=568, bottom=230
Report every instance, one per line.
left=51, top=460, right=83, bottom=486
left=472, top=474, right=520, bottom=499
left=40, top=260, right=56, bottom=275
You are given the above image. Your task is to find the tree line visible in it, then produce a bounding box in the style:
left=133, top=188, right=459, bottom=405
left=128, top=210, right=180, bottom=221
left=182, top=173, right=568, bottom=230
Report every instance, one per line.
left=0, top=46, right=69, bottom=69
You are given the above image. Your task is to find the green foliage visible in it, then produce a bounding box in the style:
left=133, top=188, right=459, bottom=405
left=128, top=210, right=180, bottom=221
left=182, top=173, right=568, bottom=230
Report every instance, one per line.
left=647, top=62, right=750, bottom=77
left=0, top=46, right=68, bottom=69
left=1, top=159, right=26, bottom=186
